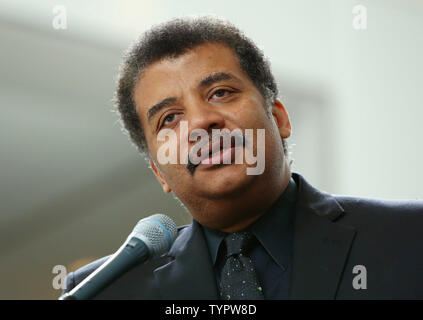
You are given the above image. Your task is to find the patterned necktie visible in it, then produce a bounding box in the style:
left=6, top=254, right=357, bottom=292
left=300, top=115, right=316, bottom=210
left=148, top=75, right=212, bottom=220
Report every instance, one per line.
left=219, top=231, right=264, bottom=300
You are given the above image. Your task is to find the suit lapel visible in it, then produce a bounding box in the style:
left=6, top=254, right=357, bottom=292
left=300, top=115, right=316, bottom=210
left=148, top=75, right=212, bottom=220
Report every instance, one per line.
left=154, top=221, right=219, bottom=299
left=289, top=173, right=357, bottom=299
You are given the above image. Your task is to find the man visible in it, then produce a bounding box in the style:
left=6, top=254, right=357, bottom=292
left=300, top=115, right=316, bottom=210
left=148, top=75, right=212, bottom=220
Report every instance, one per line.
left=62, top=16, right=423, bottom=299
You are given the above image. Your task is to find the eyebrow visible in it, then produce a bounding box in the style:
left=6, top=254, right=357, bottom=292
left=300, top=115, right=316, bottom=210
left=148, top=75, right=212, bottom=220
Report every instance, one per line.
left=147, top=97, right=178, bottom=123
left=198, top=72, right=239, bottom=88
left=146, top=72, right=240, bottom=123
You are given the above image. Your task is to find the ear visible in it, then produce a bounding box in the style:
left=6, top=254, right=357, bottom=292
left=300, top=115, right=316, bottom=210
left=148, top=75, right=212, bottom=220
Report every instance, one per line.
left=149, top=159, right=172, bottom=193
left=271, top=99, right=291, bottom=139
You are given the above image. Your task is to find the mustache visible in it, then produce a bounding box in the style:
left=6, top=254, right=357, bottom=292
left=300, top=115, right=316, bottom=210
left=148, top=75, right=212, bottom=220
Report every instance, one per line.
left=186, top=159, right=197, bottom=176
left=185, top=131, right=246, bottom=175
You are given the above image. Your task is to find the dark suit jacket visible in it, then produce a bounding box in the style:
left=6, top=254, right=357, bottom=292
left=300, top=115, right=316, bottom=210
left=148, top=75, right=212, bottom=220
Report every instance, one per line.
left=62, top=173, right=423, bottom=299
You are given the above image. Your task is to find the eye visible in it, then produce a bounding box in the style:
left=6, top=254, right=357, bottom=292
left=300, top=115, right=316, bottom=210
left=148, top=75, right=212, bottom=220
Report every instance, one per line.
left=211, top=88, right=233, bottom=99
left=159, top=112, right=181, bottom=130
left=163, top=113, right=176, bottom=125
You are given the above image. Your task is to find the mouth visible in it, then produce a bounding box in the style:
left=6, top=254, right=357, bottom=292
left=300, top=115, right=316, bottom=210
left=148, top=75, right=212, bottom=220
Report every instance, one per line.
left=186, top=135, right=245, bottom=174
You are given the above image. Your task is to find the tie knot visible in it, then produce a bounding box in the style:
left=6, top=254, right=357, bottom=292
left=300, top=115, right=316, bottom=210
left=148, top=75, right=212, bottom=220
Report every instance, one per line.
left=224, top=231, right=255, bottom=257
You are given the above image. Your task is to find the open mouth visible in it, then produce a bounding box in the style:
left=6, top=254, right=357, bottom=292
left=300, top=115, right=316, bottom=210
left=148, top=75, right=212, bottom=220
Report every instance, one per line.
left=186, top=135, right=245, bottom=174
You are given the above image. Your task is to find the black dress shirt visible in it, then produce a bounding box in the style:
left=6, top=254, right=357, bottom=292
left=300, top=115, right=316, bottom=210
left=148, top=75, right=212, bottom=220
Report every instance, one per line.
left=201, top=177, right=298, bottom=299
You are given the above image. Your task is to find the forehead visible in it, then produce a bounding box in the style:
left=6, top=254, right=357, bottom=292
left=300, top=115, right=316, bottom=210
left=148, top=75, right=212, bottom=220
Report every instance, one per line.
left=133, top=42, right=251, bottom=117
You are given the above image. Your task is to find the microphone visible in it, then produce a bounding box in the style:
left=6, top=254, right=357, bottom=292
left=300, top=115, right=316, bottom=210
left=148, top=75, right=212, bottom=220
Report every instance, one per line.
left=59, top=213, right=177, bottom=300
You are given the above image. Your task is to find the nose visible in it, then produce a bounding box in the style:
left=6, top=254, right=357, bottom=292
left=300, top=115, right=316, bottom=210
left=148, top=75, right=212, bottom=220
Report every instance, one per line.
left=186, top=101, right=226, bottom=138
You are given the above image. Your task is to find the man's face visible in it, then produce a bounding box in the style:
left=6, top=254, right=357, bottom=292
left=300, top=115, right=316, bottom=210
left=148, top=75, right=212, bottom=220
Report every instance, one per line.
left=133, top=42, right=291, bottom=230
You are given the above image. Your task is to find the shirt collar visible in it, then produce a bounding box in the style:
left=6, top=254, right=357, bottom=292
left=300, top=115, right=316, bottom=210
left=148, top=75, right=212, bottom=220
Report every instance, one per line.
left=201, top=177, right=298, bottom=270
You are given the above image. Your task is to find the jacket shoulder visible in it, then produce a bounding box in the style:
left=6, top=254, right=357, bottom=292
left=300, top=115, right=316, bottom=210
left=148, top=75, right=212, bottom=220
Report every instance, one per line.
left=333, top=195, right=423, bottom=250
left=334, top=195, right=423, bottom=231
left=335, top=195, right=423, bottom=218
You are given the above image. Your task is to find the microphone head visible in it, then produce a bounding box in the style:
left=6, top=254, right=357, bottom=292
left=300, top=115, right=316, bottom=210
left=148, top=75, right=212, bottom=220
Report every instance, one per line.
left=131, top=214, right=177, bottom=258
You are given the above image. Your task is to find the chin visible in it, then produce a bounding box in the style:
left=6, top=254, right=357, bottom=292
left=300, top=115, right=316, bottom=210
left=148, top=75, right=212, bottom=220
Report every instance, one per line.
left=193, top=163, right=256, bottom=199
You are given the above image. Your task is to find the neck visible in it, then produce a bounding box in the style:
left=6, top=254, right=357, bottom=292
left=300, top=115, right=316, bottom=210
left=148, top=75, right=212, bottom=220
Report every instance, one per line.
left=190, top=164, right=292, bottom=232
left=219, top=212, right=265, bottom=233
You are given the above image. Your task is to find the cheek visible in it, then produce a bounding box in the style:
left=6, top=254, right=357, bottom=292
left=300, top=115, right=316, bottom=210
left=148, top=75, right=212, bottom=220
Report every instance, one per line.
left=230, top=99, right=267, bottom=128
left=156, top=162, right=190, bottom=194
left=249, top=108, right=284, bottom=158
left=161, top=164, right=184, bottom=181
left=153, top=144, right=191, bottom=185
